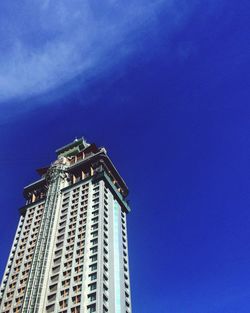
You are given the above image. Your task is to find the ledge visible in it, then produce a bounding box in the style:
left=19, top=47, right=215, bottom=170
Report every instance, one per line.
left=93, top=171, right=131, bottom=213
left=19, top=198, right=45, bottom=216
left=60, top=176, right=92, bottom=193
left=23, top=177, right=46, bottom=199
left=69, top=151, right=129, bottom=197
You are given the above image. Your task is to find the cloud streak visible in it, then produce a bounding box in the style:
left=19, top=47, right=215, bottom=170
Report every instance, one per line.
left=0, top=0, right=197, bottom=103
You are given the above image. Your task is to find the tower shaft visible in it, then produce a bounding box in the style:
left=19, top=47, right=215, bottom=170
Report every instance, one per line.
left=0, top=139, right=132, bottom=313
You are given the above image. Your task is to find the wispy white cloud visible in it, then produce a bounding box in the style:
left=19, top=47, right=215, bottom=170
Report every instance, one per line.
left=0, top=0, right=198, bottom=103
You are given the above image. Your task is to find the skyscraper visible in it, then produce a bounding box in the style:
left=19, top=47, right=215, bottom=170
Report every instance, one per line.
left=0, top=138, right=132, bottom=313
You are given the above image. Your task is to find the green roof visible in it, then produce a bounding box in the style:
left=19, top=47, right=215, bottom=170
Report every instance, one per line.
left=55, top=138, right=88, bottom=157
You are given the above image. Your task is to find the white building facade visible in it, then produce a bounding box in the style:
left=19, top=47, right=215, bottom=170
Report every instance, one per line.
left=0, top=138, right=132, bottom=313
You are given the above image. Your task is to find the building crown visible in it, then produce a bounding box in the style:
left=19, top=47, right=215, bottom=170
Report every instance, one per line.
left=55, top=137, right=89, bottom=157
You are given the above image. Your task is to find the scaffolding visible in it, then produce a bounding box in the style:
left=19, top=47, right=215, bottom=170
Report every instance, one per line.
left=22, top=161, right=67, bottom=313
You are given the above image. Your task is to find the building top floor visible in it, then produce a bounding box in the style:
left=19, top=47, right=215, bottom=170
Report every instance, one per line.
left=21, top=138, right=130, bottom=213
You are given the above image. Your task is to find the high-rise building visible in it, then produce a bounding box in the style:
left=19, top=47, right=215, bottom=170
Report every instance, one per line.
left=0, top=138, right=132, bottom=313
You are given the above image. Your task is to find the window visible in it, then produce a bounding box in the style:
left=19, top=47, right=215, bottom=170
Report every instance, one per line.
left=91, top=231, right=98, bottom=238
left=55, top=249, right=63, bottom=257
left=73, top=285, right=82, bottom=293
left=71, top=307, right=80, bottom=313
left=88, top=293, right=96, bottom=302
left=90, top=247, right=97, bottom=256
left=65, top=252, right=73, bottom=260
left=104, top=264, right=108, bottom=273
left=67, top=238, right=74, bottom=245
left=91, top=224, right=98, bottom=230
left=51, top=274, right=59, bottom=283
left=72, top=295, right=81, bottom=304
left=16, top=296, right=23, bottom=305
left=58, top=227, right=65, bottom=235
left=75, top=256, right=84, bottom=265
left=76, top=248, right=84, bottom=256
left=87, top=304, right=96, bottom=313
left=103, top=284, right=108, bottom=291
left=46, top=304, right=56, bottom=313
left=59, top=299, right=68, bottom=309
left=60, top=214, right=67, bottom=221
left=92, top=210, right=99, bottom=216
left=77, top=241, right=84, bottom=249
left=61, top=289, right=69, bottom=297
left=49, top=284, right=57, bottom=293
left=48, top=293, right=56, bottom=302
left=75, top=265, right=83, bottom=273
left=69, top=223, right=76, bottom=230
left=90, top=255, right=97, bottom=262
left=19, top=279, right=27, bottom=286
left=68, top=230, right=75, bottom=237
left=64, top=261, right=72, bottom=269
left=78, top=233, right=85, bottom=240
left=91, top=239, right=98, bottom=246
left=74, top=274, right=82, bottom=283
left=8, top=291, right=15, bottom=298
left=52, top=265, right=60, bottom=274
left=56, top=242, right=64, bottom=249
left=92, top=217, right=98, bottom=223
left=89, top=283, right=96, bottom=291
left=103, top=274, right=108, bottom=282
left=104, top=247, right=108, bottom=255
left=103, top=294, right=108, bottom=303
left=13, top=306, right=22, bottom=313
left=59, top=221, right=66, bottom=228
left=62, top=279, right=70, bottom=287
left=89, top=263, right=97, bottom=271
left=66, top=245, right=74, bottom=252
left=89, top=273, right=97, bottom=281
left=70, top=217, right=77, bottom=223
left=71, top=209, right=77, bottom=216
left=57, top=234, right=65, bottom=242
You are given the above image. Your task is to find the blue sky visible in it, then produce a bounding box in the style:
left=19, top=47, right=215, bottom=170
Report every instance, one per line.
left=1, top=1, right=250, bottom=312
